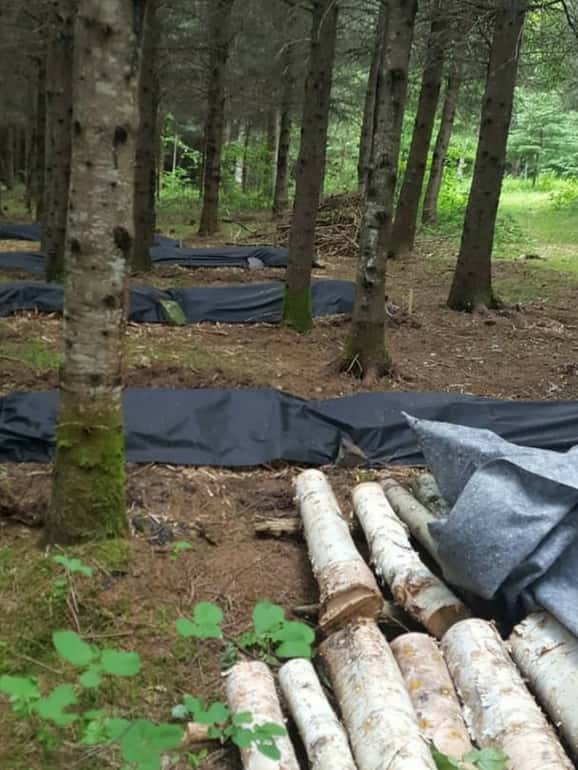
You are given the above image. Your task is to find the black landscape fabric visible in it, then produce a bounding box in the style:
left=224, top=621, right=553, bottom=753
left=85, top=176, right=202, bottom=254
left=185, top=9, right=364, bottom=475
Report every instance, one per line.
left=408, top=416, right=578, bottom=637
left=1, top=389, right=577, bottom=469
left=0, top=280, right=353, bottom=323
left=0, top=222, right=179, bottom=248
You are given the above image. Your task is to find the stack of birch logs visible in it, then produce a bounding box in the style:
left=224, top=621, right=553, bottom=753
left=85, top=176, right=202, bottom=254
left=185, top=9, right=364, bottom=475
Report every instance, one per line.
left=224, top=469, right=578, bottom=770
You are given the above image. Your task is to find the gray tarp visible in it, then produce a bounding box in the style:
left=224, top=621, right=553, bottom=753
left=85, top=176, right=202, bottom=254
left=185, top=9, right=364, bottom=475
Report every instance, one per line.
left=407, top=415, right=578, bottom=636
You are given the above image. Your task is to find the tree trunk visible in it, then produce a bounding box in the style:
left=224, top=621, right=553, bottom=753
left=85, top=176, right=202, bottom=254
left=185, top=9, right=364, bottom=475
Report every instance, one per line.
left=321, top=622, right=437, bottom=770
left=241, top=121, right=252, bottom=193
left=389, top=1, right=447, bottom=258
left=448, top=0, right=526, bottom=311
left=47, top=0, right=145, bottom=545
left=282, top=0, right=339, bottom=333
left=341, top=0, right=417, bottom=378
left=357, top=0, right=388, bottom=199
left=225, top=661, right=300, bottom=770
left=294, top=470, right=382, bottom=633
left=132, top=0, right=160, bottom=272
left=390, top=633, right=473, bottom=761
left=421, top=64, right=462, bottom=226
left=510, top=611, right=578, bottom=762
left=198, top=0, right=235, bottom=236
left=443, top=619, right=574, bottom=770
left=353, top=482, right=469, bottom=638
left=279, top=659, right=357, bottom=770
left=263, top=104, right=277, bottom=202
left=44, top=0, right=75, bottom=283
left=34, top=58, right=47, bottom=222
left=272, top=22, right=296, bottom=218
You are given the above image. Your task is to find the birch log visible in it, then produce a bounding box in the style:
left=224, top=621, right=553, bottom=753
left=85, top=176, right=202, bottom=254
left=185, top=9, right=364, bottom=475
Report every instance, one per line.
left=391, top=632, right=472, bottom=760
left=411, top=473, right=449, bottom=517
left=225, top=661, right=299, bottom=770
left=295, top=469, right=382, bottom=632
left=442, top=619, right=574, bottom=770
left=382, top=477, right=440, bottom=561
left=321, top=621, right=437, bottom=770
left=510, top=611, right=578, bottom=761
left=279, top=658, right=356, bottom=770
left=353, top=482, right=469, bottom=637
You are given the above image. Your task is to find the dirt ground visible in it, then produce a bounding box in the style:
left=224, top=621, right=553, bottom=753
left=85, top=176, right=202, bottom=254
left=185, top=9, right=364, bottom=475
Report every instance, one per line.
left=1, top=225, right=578, bottom=769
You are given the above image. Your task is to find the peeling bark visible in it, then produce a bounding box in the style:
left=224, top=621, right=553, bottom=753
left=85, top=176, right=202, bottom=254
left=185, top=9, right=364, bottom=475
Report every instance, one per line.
left=47, top=0, right=145, bottom=544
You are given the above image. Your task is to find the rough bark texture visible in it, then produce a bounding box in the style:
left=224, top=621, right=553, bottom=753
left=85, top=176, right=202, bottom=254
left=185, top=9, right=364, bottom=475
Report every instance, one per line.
left=44, top=0, right=75, bottom=283
left=358, top=1, right=388, bottom=198
left=198, top=0, right=235, bottom=236
left=47, top=0, right=145, bottom=545
left=341, top=0, right=417, bottom=378
left=510, top=611, right=578, bottom=761
left=279, top=659, right=357, bottom=770
left=443, top=619, right=574, bottom=770
left=389, top=1, right=447, bottom=258
left=132, top=0, right=159, bottom=271
left=294, top=470, right=382, bottom=633
left=225, top=661, right=300, bottom=770
left=321, top=622, right=437, bottom=770
left=391, top=633, right=472, bottom=760
left=421, top=63, right=462, bottom=225
left=34, top=58, right=47, bottom=222
left=448, top=1, right=526, bottom=311
left=282, top=0, right=339, bottom=333
left=353, top=482, right=469, bottom=638
left=272, top=19, right=296, bottom=218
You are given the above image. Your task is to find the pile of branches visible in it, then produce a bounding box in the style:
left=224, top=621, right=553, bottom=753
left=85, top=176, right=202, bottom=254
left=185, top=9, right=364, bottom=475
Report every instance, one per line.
left=273, top=192, right=362, bottom=261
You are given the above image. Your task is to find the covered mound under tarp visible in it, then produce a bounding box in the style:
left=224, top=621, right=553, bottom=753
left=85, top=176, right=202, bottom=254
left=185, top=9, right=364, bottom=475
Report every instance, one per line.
left=0, top=243, right=289, bottom=273
left=1, top=389, right=577, bottom=469
left=408, top=415, right=578, bottom=637
left=0, top=222, right=179, bottom=248
left=0, top=279, right=353, bottom=323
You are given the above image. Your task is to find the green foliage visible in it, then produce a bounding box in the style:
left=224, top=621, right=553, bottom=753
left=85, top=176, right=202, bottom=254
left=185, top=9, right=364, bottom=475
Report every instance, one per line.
left=173, top=696, right=286, bottom=761
left=170, top=540, right=194, bottom=560
left=52, top=555, right=93, bottom=577
left=432, top=745, right=508, bottom=770
left=176, top=602, right=224, bottom=640
left=236, top=601, right=315, bottom=661
left=52, top=629, right=141, bottom=688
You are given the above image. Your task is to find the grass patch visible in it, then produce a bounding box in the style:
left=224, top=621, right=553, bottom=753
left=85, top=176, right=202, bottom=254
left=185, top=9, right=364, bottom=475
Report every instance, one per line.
left=1, top=338, right=60, bottom=372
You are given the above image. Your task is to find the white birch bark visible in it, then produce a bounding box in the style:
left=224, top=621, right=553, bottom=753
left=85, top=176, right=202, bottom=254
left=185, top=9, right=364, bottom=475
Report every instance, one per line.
left=225, top=661, right=299, bottom=770
left=279, top=658, right=357, bottom=770
left=510, top=611, right=578, bottom=761
left=390, top=632, right=472, bottom=759
left=410, top=473, right=449, bottom=517
left=294, top=470, right=382, bottom=632
left=442, top=619, right=574, bottom=770
left=382, top=477, right=440, bottom=561
left=321, top=621, right=437, bottom=770
left=353, top=482, right=469, bottom=637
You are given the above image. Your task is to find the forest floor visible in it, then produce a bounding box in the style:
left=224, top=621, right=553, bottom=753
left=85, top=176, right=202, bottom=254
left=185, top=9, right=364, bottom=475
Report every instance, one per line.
left=1, top=188, right=577, bottom=770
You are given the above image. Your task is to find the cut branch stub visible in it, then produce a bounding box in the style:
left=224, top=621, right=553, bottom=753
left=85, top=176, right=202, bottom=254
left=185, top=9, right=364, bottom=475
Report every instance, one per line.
left=353, top=482, right=469, bottom=638
left=294, top=469, right=382, bottom=633
left=510, top=611, right=578, bottom=762
left=442, top=618, right=574, bottom=770
left=320, top=621, right=437, bottom=770
left=279, top=658, right=356, bottom=770
left=390, top=632, right=472, bottom=760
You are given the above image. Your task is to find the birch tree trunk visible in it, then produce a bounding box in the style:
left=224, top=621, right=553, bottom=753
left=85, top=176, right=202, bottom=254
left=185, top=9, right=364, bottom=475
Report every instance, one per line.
left=295, top=470, right=382, bottom=633
left=421, top=63, right=463, bottom=226
left=391, top=632, right=473, bottom=760
left=321, top=622, right=437, bottom=770
left=448, top=0, right=527, bottom=311
left=225, top=661, right=299, bottom=770
left=282, top=0, right=339, bottom=333
left=357, top=0, right=388, bottom=199
left=198, top=0, right=235, bottom=236
left=279, top=659, right=357, bottom=770
left=46, top=0, right=145, bottom=545
left=44, top=0, right=75, bottom=283
left=443, top=619, right=574, bottom=770
left=132, top=0, right=159, bottom=272
left=353, top=482, right=469, bottom=638
left=510, top=611, right=578, bottom=761
left=389, top=1, right=447, bottom=258
left=341, top=0, right=417, bottom=379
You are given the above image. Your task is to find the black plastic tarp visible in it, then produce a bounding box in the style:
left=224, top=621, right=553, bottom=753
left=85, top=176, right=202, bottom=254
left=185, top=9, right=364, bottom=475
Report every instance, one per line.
left=0, top=222, right=179, bottom=248
left=0, top=280, right=353, bottom=323
left=1, top=388, right=577, bottom=467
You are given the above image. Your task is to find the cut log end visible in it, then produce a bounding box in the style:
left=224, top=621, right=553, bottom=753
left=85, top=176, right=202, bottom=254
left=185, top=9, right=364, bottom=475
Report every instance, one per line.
left=319, top=559, right=383, bottom=632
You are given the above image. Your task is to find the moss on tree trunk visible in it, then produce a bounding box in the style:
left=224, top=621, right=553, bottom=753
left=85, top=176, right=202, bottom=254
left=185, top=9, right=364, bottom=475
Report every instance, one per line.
left=282, top=285, right=313, bottom=333
left=46, top=403, right=127, bottom=544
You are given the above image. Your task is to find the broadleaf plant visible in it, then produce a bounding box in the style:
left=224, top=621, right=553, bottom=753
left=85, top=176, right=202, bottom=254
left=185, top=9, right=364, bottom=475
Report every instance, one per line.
left=432, top=744, right=508, bottom=770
